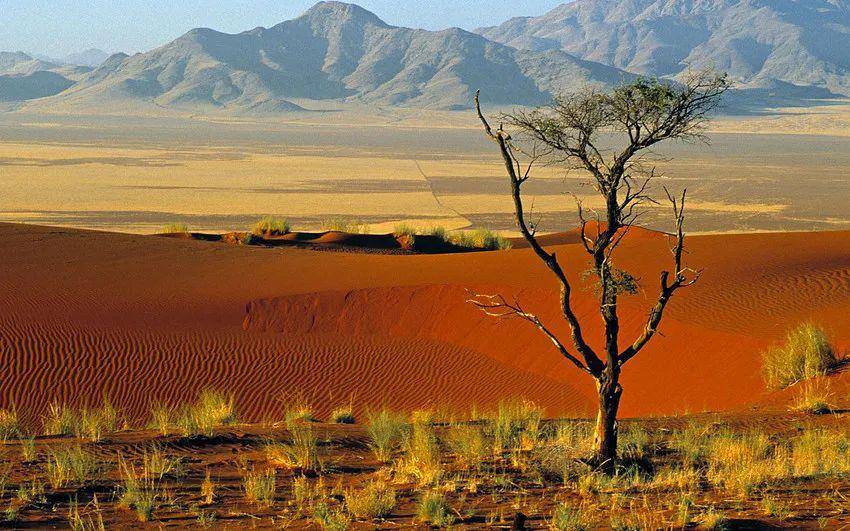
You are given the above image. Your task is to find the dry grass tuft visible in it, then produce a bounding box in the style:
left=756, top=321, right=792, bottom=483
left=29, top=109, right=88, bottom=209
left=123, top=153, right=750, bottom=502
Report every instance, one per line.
left=366, top=408, right=407, bottom=463
left=46, top=445, right=102, bottom=489
left=416, top=491, right=455, bottom=527
left=0, top=407, right=20, bottom=441
left=265, top=421, right=321, bottom=472
left=253, top=216, right=291, bottom=237
left=762, top=323, right=837, bottom=390
left=162, top=223, right=190, bottom=235
left=176, top=389, right=237, bottom=437
left=242, top=467, right=277, bottom=507
left=345, top=480, right=396, bottom=519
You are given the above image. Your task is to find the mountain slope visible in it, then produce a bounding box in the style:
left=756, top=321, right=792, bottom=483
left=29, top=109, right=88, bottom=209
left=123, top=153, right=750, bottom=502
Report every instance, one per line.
left=35, top=1, right=630, bottom=112
left=477, top=0, right=850, bottom=96
left=0, top=52, right=89, bottom=102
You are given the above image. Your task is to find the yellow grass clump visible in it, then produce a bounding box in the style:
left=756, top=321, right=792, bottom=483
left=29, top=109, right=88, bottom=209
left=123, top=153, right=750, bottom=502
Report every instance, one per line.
left=762, top=323, right=837, bottom=390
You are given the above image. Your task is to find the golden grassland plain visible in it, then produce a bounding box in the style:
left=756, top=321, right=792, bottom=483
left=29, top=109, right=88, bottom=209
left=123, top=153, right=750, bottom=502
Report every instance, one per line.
left=0, top=103, right=849, bottom=235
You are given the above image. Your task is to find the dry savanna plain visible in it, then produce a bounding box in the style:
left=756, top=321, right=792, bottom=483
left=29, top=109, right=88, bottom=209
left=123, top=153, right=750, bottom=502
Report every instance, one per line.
left=2, top=103, right=850, bottom=529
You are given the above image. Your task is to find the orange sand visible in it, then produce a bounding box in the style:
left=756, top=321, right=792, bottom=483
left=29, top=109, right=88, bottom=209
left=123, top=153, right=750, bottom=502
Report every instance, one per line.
left=2, top=223, right=850, bottom=424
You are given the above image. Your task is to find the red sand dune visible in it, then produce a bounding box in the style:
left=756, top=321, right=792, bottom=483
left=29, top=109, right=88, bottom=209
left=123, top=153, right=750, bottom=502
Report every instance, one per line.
left=2, top=223, right=850, bottom=425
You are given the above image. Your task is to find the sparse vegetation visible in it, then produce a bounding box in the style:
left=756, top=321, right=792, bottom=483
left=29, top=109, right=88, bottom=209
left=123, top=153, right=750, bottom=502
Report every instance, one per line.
left=242, top=467, right=276, bottom=507
left=0, top=406, right=20, bottom=441
left=366, top=408, right=407, bottom=462
left=329, top=401, right=355, bottom=424
left=345, top=480, right=396, bottom=519
left=46, top=446, right=101, bottom=488
left=322, top=217, right=369, bottom=234
left=451, top=228, right=512, bottom=250
left=41, top=398, right=120, bottom=441
left=416, top=491, right=455, bottom=526
left=762, top=323, right=837, bottom=390
left=791, top=380, right=835, bottom=414
left=265, top=421, right=320, bottom=471
left=162, top=223, right=190, bottom=234
left=252, top=216, right=291, bottom=237
left=176, top=389, right=237, bottom=437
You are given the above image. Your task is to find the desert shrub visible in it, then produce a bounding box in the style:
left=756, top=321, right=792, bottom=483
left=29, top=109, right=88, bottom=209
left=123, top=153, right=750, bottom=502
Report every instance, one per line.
left=762, top=323, right=836, bottom=390
left=252, top=216, right=291, bottom=237
left=292, top=475, right=321, bottom=511
left=162, top=223, right=189, bottom=234
left=329, top=402, right=355, bottom=424
left=43, top=402, right=79, bottom=436
left=147, top=402, right=175, bottom=436
left=791, top=428, right=850, bottom=477
left=488, top=398, right=543, bottom=455
left=238, top=232, right=257, bottom=245
left=446, top=424, right=487, bottom=468
left=0, top=407, right=20, bottom=441
left=322, top=217, right=369, bottom=234
left=397, top=421, right=442, bottom=485
left=416, top=491, right=454, bottom=527
left=142, top=446, right=183, bottom=480
left=176, top=389, right=237, bottom=437
left=366, top=408, right=407, bottom=462
left=242, top=467, right=276, bottom=507
left=283, top=395, right=318, bottom=423
left=669, top=420, right=712, bottom=468
left=200, top=469, right=215, bottom=505
left=426, top=225, right=450, bottom=242
left=118, top=458, right=159, bottom=522
left=313, top=502, right=351, bottom=530
left=453, top=228, right=512, bottom=250
left=42, top=399, right=120, bottom=440
left=550, top=503, right=590, bottom=530
left=265, top=422, right=320, bottom=471
left=790, top=380, right=834, bottom=414
left=705, top=431, right=783, bottom=496
left=345, top=480, right=396, bottom=519
left=67, top=495, right=105, bottom=531
left=78, top=399, right=120, bottom=441
left=47, top=446, right=101, bottom=489
left=20, top=436, right=36, bottom=462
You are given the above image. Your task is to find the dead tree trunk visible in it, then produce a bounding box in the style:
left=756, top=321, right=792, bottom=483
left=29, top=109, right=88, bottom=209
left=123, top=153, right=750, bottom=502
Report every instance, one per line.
left=594, top=369, right=622, bottom=466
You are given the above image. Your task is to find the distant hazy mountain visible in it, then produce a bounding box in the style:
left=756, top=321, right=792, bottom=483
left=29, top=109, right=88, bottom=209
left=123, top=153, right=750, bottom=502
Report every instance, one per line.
left=477, top=0, right=850, bottom=96
left=33, top=1, right=630, bottom=112
left=0, top=52, right=90, bottom=102
left=59, top=49, right=112, bottom=68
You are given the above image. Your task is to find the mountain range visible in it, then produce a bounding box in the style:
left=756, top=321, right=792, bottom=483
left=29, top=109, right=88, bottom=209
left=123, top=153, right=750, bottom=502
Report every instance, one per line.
left=477, top=0, right=850, bottom=97
left=2, top=1, right=849, bottom=113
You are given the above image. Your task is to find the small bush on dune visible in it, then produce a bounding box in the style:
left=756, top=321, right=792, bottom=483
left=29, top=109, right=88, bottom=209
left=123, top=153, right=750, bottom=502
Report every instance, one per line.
left=0, top=407, right=20, bottom=441
left=242, top=467, right=276, bottom=507
left=283, top=395, right=318, bottom=423
left=265, top=421, right=320, bottom=472
left=446, top=424, right=487, bottom=468
left=396, top=420, right=442, bottom=485
left=329, top=401, right=355, bottom=424
left=791, top=380, right=834, bottom=414
left=345, top=480, right=396, bottom=519
left=313, top=502, right=351, bottom=530
left=147, top=403, right=175, bottom=436
left=416, top=491, right=455, bottom=527
left=43, top=402, right=79, bottom=436
left=452, top=229, right=512, bottom=251
left=162, top=223, right=190, bottom=235
left=322, top=217, right=369, bottom=234
left=550, top=503, right=591, bottom=531
left=176, top=389, right=237, bottom=437
left=488, top=398, right=544, bottom=455
left=762, top=323, right=837, bottom=390
left=366, top=408, right=408, bottom=462
left=118, top=458, right=159, bottom=522
left=47, top=445, right=102, bottom=489
left=252, top=216, right=291, bottom=237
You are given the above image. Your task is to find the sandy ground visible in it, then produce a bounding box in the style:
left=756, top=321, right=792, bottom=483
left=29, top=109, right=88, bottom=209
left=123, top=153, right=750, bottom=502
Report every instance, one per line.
left=0, top=105, right=849, bottom=235
left=3, top=223, right=850, bottom=426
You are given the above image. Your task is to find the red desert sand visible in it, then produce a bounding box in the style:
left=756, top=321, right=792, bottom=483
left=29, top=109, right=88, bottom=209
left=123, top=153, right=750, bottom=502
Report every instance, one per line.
left=2, top=222, right=850, bottom=425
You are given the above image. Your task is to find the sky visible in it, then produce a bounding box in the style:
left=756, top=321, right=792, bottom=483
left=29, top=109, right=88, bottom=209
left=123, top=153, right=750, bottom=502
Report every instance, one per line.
left=0, top=0, right=565, bottom=58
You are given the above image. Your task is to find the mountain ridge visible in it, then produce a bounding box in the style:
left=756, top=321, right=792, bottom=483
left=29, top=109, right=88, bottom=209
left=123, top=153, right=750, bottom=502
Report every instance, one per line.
left=476, top=0, right=850, bottom=97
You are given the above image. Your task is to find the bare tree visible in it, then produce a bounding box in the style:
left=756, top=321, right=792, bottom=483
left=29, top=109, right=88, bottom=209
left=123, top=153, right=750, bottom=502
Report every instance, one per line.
left=471, top=71, right=731, bottom=468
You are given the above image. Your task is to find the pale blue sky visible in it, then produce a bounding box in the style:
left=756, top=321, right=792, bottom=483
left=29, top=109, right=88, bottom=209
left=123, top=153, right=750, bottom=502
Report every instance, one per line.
left=0, top=1, right=565, bottom=57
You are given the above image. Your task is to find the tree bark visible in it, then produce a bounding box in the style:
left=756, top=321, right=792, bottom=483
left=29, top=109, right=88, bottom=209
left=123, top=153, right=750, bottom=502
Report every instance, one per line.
left=593, top=372, right=622, bottom=468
